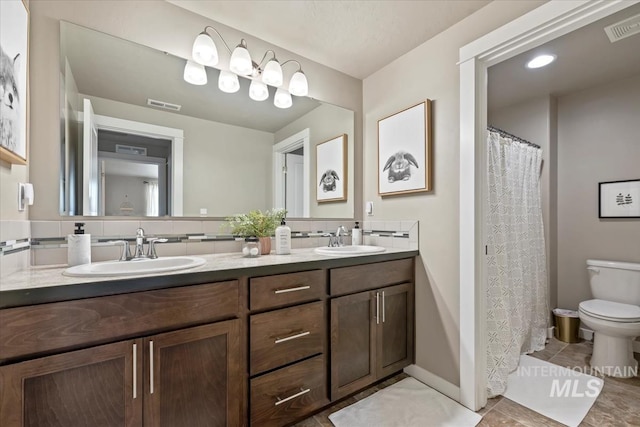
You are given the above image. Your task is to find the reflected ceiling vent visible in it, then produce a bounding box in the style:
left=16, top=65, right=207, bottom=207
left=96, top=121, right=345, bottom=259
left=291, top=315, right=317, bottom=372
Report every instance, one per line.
left=147, top=98, right=181, bottom=111
left=604, top=13, right=640, bottom=43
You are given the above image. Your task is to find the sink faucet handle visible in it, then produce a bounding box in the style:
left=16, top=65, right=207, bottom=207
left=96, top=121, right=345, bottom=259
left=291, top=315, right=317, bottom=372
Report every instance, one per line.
left=136, top=228, right=145, bottom=238
left=108, top=240, right=131, bottom=261
left=147, top=238, right=168, bottom=259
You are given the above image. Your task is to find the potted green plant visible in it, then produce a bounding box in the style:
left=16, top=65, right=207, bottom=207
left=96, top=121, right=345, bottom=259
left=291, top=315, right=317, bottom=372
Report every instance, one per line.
left=226, top=209, right=286, bottom=254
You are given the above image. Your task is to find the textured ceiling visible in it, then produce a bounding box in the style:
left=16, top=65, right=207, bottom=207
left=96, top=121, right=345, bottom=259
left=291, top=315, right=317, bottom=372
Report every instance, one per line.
left=167, top=0, right=492, bottom=79
left=489, top=3, right=640, bottom=110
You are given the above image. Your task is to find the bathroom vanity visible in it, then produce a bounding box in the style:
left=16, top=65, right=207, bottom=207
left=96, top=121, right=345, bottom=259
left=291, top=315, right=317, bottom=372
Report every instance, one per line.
left=0, top=248, right=416, bottom=426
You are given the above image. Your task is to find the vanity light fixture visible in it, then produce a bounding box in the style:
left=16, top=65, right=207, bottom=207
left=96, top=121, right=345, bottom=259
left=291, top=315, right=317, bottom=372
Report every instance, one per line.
left=185, top=25, right=309, bottom=108
left=526, top=54, right=556, bottom=69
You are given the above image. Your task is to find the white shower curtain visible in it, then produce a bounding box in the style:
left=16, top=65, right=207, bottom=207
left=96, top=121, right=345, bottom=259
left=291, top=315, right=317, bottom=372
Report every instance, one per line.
left=144, top=181, right=159, bottom=217
left=486, top=130, right=549, bottom=397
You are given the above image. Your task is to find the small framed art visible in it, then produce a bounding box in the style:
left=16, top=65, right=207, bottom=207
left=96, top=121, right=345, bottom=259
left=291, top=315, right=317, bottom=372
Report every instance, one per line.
left=316, top=134, right=347, bottom=203
left=599, top=179, right=640, bottom=218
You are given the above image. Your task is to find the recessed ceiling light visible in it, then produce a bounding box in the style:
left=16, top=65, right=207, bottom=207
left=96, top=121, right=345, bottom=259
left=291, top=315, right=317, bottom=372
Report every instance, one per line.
left=526, top=54, right=556, bottom=69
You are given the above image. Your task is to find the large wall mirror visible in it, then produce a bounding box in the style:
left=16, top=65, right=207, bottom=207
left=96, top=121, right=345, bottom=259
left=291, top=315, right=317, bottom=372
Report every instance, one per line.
left=59, top=21, right=355, bottom=219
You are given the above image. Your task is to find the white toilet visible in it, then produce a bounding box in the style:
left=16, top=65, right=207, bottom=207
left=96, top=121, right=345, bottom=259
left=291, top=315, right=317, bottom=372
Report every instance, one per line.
left=578, top=259, right=640, bottom=378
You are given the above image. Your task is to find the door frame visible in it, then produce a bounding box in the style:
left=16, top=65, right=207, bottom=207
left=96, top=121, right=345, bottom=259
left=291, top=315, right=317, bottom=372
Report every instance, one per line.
left=273, top=128, right=310, bottom=217
left=93, top=114, right=184, bottom=216
left=458, top=0, right=638, bottom=411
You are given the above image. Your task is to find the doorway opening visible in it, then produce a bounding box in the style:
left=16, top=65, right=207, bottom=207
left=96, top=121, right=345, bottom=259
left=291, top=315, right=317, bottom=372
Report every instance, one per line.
left=273, top=128, right=310, bottom=218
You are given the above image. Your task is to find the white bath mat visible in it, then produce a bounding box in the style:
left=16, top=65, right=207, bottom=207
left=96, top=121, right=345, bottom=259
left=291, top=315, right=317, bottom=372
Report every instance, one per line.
left=329, top=377, right=482, bottom=427
left=503, top=355, right=604, bottom=427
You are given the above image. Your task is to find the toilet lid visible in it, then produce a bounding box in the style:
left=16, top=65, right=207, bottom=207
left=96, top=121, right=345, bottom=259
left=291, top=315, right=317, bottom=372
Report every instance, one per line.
left=579, top=299, right=640, bottom=322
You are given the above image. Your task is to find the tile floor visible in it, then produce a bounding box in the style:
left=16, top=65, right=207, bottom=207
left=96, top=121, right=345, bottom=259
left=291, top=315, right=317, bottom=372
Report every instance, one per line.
left=296, top=339, right=640, bottom=426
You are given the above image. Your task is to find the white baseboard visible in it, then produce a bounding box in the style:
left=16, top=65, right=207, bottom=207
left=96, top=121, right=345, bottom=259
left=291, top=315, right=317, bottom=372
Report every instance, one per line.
left=579, top=327, right=594, bottom=341
left=403, top=364, right=460, bottom=402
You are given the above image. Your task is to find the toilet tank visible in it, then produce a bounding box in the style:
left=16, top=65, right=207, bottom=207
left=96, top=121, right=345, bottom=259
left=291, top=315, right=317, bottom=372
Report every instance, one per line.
left=587, top=259, right=640, bottom=305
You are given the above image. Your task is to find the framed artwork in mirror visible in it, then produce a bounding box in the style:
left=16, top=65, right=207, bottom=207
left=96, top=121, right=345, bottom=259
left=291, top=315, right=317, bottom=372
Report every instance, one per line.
left=599, top=179, right=640, bottom=218
left=0, top=0, right=29, bottom=165
left=316, top=134, right=347, bottom=203
left=378, top=100, right=432, bottom=196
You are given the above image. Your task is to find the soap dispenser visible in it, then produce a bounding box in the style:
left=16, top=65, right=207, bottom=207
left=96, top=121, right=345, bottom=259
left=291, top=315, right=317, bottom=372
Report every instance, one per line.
left=275, top=219, right=291, bottom=255
left=67, top=222, right=91, bottom=266
left=352, top=221, right=362, bottom=246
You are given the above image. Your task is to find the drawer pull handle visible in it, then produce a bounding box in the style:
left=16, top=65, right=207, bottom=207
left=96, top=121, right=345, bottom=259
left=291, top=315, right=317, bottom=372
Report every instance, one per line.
left=274, top=285, right=311, bottom=294
left=275, top=388, right=311, bottom=406
left=275, top=331, right=310, bottom=344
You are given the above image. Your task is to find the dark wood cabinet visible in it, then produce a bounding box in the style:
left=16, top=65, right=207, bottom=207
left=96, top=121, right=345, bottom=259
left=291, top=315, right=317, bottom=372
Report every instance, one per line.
left=144, top=320, right=241, bottom=427
left=0, top=321, right=241, bottom=427
left=330, top=283, right=413, bottom=400
left=0, top=339, right=143, bottom=427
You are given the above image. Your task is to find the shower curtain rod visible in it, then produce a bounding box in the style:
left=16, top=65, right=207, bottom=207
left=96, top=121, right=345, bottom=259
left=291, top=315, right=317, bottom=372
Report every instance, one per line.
left=487, top=125, right=541, bottom=149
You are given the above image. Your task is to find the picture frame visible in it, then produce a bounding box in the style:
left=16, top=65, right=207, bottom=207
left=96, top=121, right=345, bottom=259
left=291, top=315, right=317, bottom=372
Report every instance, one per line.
left=599, top=179, right=640, bottom=219
left=316, top=134, right=347, bottom=203
left=0, top=0, right=29, bottom=165
left=378, top=100, right=432, bottom=196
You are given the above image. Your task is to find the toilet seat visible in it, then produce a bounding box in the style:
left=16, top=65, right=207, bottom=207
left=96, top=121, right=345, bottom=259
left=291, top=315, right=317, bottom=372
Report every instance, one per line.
left=579, top=299, right=640, bottom=323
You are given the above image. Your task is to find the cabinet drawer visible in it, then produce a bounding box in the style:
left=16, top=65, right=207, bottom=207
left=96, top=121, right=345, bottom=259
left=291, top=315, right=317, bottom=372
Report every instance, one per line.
left=250, top=355, right=328, bottom=427
left=250, top=270, right=325, bottom=311
left=250, top=301, right=324, bottom=375
left=330, top=258, right=414, bottom=295
left=0, top=281, right=239, bottom=362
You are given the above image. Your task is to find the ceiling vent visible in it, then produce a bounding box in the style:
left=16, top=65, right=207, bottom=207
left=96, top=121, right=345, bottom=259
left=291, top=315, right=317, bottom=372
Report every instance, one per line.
left=604, top=13, right=640, bottom=43
left=147, top=98, right=181, bottom=111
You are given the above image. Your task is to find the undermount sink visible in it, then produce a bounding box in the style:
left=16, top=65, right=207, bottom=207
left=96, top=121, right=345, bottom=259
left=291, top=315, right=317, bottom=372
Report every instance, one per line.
left=63, top=256, right=207, bottom=277
left=314, top=245, right=386, bottom=256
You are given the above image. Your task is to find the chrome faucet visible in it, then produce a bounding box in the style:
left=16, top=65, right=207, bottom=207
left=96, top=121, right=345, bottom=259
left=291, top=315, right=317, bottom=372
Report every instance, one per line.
left=133, top=228, right=147, bottom=259
left=336, top=226, right=348, bottom=247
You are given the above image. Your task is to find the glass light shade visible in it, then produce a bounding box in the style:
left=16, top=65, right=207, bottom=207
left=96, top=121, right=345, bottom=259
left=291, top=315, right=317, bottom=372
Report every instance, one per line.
left=526, top=54, right=556, bottom=69
left=249, top=80, right=269, bottom=101
left=183, top=60, right=207, bottom=85
left=218, top=70, right=240, bottom=93
left=274, top=88, right=292, bottom=109
left=192, top=33, right=218, bottom=66
left=288, top=71, right=308, bottom=96
left=229, top=45, right=253, bottom=76
left=262, top=59, right=283, bottom=86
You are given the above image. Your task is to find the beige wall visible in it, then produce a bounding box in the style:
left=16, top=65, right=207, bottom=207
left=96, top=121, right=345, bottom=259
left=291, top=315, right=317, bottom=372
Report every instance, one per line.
left=557, top=74, right=640, bottom=310
left=84, top=95, right=274, bottom=217
left=489, top=96, right=558, bottom=311
left=363, top=1, right=545, bottom=386
left=275, top=104, right=355, bottom=218
left=26, top=0, right=362, bottom=220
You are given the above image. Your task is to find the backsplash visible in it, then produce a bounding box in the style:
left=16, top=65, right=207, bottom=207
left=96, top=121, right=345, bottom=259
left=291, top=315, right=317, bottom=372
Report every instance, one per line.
left=27, top=219, right=418, bottom=267
left=0, top=221, right=31, bottom=277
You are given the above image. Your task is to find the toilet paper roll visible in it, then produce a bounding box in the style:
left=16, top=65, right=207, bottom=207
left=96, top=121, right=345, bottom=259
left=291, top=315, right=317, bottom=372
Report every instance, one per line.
left=68, top=234, right=91, bottom=266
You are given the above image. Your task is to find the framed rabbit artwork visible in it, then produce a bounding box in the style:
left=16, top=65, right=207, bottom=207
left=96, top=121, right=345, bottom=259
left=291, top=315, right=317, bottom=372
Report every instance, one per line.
left=316, top=134, right=347, bottom=203
left=378, top=100, right=432, bottom=196
left=0, top=0, right=29, bottom=165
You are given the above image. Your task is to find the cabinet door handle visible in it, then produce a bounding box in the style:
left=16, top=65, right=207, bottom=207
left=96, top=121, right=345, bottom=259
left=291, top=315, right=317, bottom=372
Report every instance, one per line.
left=132, top=343, right=138, bottom=399
left=275, top=331, right=310, bottom=344
left=149, top=340, right=154, bottom=395
left=375, top=292, right=380, bottom=325
left=382, top=291, right=385, bottom=323
left=274, top=285, right=310, bottom=294
left=275, top=388, right=310, bottom=406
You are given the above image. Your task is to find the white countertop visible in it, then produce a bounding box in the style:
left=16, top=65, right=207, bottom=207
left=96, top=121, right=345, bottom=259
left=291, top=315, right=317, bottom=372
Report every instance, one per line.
left=0, top=247, right=416, bottom=293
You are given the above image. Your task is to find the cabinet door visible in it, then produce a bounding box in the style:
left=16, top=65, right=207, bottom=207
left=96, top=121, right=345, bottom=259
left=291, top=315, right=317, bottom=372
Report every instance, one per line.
left=330, top=291, right=376, bottom=400
left=377, top=283, right=414, bottom=378
left=0, top=339, right=143, bottom=427
left=144, top=320, right=241, bottom=427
